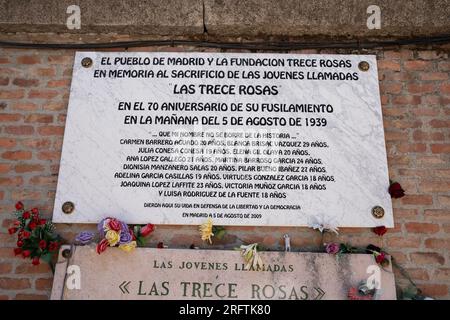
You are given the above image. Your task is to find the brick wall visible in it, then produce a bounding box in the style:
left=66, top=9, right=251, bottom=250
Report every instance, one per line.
left=0, top=45, right=449, bottom=299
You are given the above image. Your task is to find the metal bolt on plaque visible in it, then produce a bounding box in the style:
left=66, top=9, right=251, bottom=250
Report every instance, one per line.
left=62, top=248, right=72, bottom=259
left=371, top=206, right=385, bottom=219
left=62, top=201, right=75, bottom=214
left=81, top=57, right=93, bottom=68
left=358, top=61, right=370, bottom=71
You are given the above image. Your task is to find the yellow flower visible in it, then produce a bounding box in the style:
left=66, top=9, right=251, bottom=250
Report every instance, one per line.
left=105, top=230, right=120, bottom=246
left=119, top=241, right=137, bottom=252
left=199, top=218, right=214, bottom=244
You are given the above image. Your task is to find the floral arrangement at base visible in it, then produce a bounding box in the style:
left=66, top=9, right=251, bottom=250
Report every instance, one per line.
left=8, top=201, right=61, bottom=266
left=74, top=217, right=155, bottom=254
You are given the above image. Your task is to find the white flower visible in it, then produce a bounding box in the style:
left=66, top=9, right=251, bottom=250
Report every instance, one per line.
left=308, top=214, right=339, bottom=234
left=240, top=243, right=264, bottom=270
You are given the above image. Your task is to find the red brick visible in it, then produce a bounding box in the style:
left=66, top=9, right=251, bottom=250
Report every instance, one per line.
left=411, top=107, right=439, bottom=117
left=402, top=268, right=430, bottom=281
left=37, top=151, right=61, bottom=161
left=386, top=237, right=421, bottom=248
left=12, top=78, right=39, bottom=87
left=416, top=155, right=446, bottom=166
left=431, top=144, right=450, bottom=153
left=0, top=177, right=23, bottom=186
left=401, top=195, right=433, bottom=205
left=16, top=55, right=40, bottom=64
left=407, top=84, right=435, bottom=94
left=0, top=57, right=10, bottom=64
left=419, top=181, right=450, bottom=193
left=37, top=125, right=64, bottom=136
left=419, top=72, right=448, bottom=81
left=14, top=294, right=48, bottom=300
left=24, top=114, right=53, bottom=123
left=397, top=143, right=427, bottom=153
left=34, top=68, right=56, bottom=77
left=0, top=163, right=11, bottom=174
left=15, top=262, right=52, bottom=274
left=14, top=164, right=45, bottom=173
left=2, top=150, right=32, bottom=160
left=11, top=190, right=41, bottom=200
left=28, top=90, right=59, bottom=99
left=0, top=263, right=12, bottom=274
left=0, top=89, right=25, bottom=99
left=430, top=120, right=450, bottom=128
left=410, top=252, right=445, bottom=265
left=0, top=77, right=9, bottom=85
left=425, top=238, right=450, bottom=249
left=392, top=95, right=421, bottom=105
left=385, top=131, right=409, bottom=141
left=440, top=83, right=450, bottom=94
left=35, top=278, right=53, bottom=291
left=405, top=222, right=440, bottom=234
left=433, top=269, right=450, bottom=281
left=438, top=196, right=450, bottom=206
left=0, top=278, right=31, bottom=290
left=377, top=60, right=401, bottom=71
left=47, top=79, right=71, bottom=88
left=30, top=175, right=57, bottom=185
left=404, top=60, right=432, bottom=71
left=0, top=138, right=16, bottom=148
left=381, top=83, right=402, bottom=94
left=419, top=284, right=448, bottom=297
left=4, top=125, right=34, bottom=135
left=11, top=102, right=38, bottom=111
left=394, top=208, right=418, bottom=219
left=438, top=61, right=450, bottom=71
left=42, top=103, right=65, bottom=111
left=21, top=138, right=52, bottom=149
left=0, top=113, right=21, bottom=122
left=48, top=55, right=73, bottom=64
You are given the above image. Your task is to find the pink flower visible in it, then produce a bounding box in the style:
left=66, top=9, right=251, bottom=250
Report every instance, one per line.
left=325, top=242, right=340, bottom=254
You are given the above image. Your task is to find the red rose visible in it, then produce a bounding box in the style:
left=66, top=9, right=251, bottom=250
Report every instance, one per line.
left=32, top=257, right=40, bottom=266
left=49, top=241, right=60, bottom=252
left=22, top=250, right=31, bottom=258
left=388, top=182, right=405, bottom=199
left=39, top=240, right=47, bottom=250
left=13, top=220, right=20, bottom=227
left=22, top=211, right=31, bottom=220
left=8, top=227, right=18, bottom=235
left=96, top=239, right=109, bottom=255
left=140, top=224, right=155, bottom=237
left=22, top=231, right=31, bottom=239
left=15, top=201, right=24, bottom=211
left=375, top=252, right=386, bottom=264
left=39, top=219, right=47, bottom=225
left=373, top=226, right=387, bottom=236
left=31, top=208, right=39, bottom=215
left=14, top=248, right=22, bottom=256
left=108, top=219, right=121, bottom=231
left=157, top=242, right=164, bottom=249
left=129, top=227, right=136, bottom=241
left=17, top=240, right=24, bottom=247
left=28, top=221, right=37, bottom=230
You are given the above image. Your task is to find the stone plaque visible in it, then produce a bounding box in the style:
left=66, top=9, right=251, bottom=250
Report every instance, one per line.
left=51, top=246, right=396, bottom=300
left=53, top=52, right=393, bottom=227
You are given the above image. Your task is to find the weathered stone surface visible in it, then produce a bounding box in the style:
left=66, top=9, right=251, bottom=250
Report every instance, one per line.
left=0, top=0, right=204, bottom=35
left=51, top=245, right=396, bottom=300
left=204, top=0, right=450, bottom=37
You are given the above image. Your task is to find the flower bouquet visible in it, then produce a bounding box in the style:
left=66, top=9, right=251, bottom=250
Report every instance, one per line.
left=9, top=201, right=61, bottom=266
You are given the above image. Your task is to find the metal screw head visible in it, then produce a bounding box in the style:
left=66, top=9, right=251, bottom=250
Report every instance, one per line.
left=81, top=57, right=93, bottom=68
left=62, top=249, right=72, bottom=259
left=62, top=201, right=75, bottom=214
left=372, top=206, right=385, bottom=219
left=358, top=61, right=370, bottom=71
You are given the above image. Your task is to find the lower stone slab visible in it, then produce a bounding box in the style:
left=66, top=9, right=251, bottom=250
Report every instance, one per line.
left=51, top=245, right=396, bottom=300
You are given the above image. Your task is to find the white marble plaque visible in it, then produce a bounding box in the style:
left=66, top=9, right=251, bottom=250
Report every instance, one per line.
left=51, top=246, right=397, bottom=300
left=53, top=52, right=393, bottom=227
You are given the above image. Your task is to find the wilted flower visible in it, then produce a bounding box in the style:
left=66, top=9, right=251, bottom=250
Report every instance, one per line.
left=325, top=242, right=340, bottom=254
left=240, top=243, right=264, bottom=271
left=199, top=218, right=214, bottom=244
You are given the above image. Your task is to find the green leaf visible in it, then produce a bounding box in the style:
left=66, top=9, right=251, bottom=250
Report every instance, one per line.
left=215, top=229, right=226, bottom=240
left=40, top=253, right=53, bottom=264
